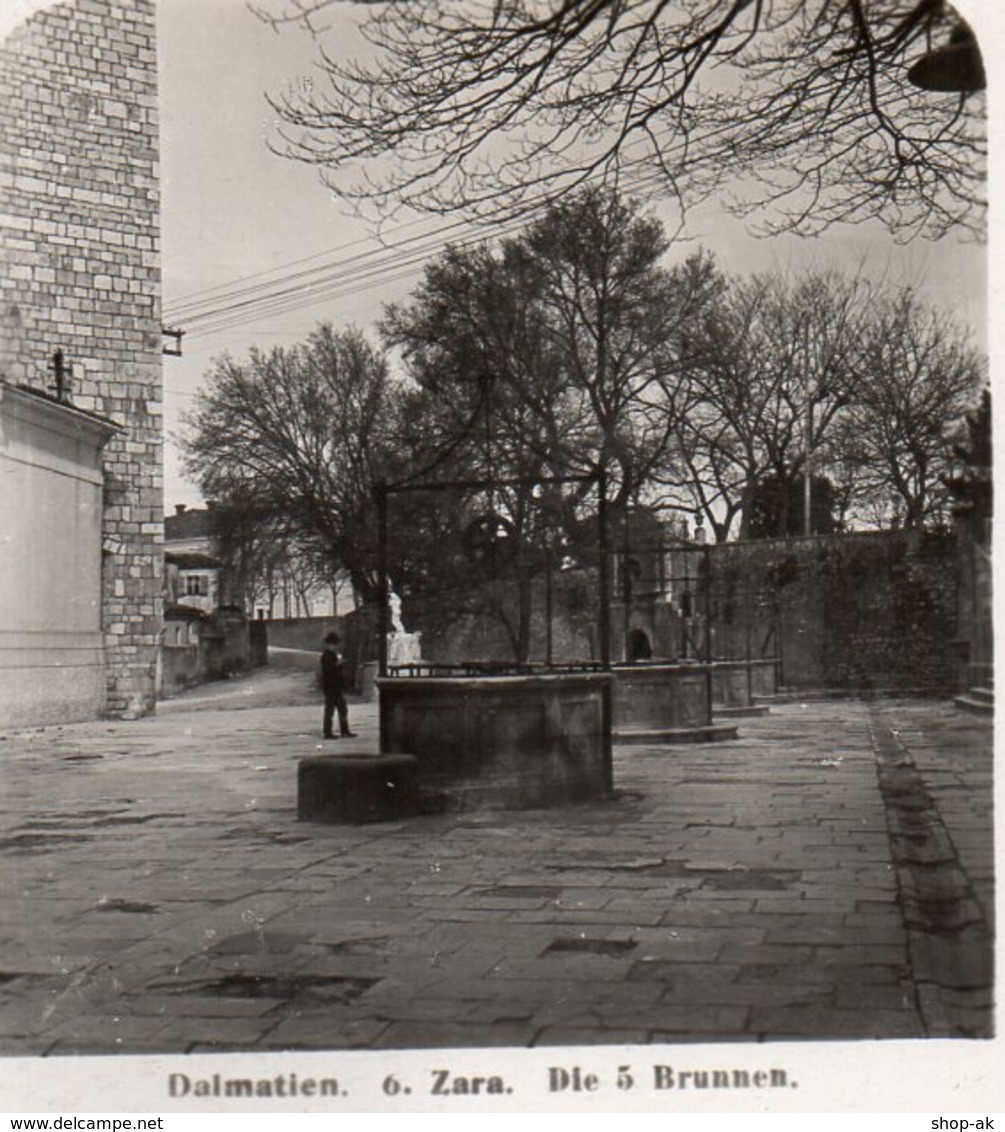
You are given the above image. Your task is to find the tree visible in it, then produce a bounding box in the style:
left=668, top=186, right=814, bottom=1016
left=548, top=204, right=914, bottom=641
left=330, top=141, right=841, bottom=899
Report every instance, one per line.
left=831, top=286, right=985, bottom=528
left=379, top=205, right=597, bottom=661
left=262, top=0, right=985, bottom=240
left=380, top=189, right=718, bottom=658
left=384, top=189, right=721, bottom=509
left=510, top=189, right=719, bottom=507
left=181, top=324, right=402, bottom=603
left=747, top=473, right=841, bottom=538
left=657, top=268, right=873, bottom=540
left=381, top=240, right=573, bottom=491
left=202, top=489, right=283, bottom=613
left=378, top=346, right=568, bottom=663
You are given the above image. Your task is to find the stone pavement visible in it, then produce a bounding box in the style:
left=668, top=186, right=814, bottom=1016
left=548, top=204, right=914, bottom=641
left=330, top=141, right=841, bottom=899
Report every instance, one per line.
left=0, top=674, right=994, bottom=1055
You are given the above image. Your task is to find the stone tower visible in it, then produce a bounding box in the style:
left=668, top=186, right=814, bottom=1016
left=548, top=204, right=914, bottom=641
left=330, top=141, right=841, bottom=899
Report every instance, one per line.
left=0, top=0, right=163, bottom=719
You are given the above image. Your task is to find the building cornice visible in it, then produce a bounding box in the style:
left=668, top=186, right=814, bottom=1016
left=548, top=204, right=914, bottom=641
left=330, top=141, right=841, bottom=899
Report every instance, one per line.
left=0, top=381, right=121, bottom=449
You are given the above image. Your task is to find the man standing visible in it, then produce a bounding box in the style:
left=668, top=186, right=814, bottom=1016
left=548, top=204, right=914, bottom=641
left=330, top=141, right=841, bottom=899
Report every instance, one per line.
left=320, top=631, right=357, bottom=739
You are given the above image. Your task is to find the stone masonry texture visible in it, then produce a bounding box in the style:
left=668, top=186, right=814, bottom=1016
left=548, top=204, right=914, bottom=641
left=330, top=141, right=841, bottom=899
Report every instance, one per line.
left=0, top=0, right=163, bottom=716
left=707, top=530, right=958, bottom=693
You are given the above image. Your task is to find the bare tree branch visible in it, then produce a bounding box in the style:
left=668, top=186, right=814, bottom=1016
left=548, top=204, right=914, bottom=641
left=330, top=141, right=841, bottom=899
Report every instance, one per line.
left=258, top=0, right=984, bottom=239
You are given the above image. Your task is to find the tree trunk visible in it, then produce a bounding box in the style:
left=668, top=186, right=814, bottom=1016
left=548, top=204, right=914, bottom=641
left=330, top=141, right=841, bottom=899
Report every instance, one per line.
left=515, top=571, right=534, bottom=663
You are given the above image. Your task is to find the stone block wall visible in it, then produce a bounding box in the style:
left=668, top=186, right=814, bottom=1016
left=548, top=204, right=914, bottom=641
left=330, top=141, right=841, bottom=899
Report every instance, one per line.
left=407, top=574, right=598, bottom=666
left=707, top=530, right=959, bottom=694
left=0, top=0, right=162, bottom=717
left=266, top=615, right=342, bottom=653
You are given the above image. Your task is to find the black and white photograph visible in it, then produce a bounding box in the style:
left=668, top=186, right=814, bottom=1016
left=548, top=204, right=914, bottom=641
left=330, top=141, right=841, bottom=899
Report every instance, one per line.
left=0, top=0, right=997, bottom=1115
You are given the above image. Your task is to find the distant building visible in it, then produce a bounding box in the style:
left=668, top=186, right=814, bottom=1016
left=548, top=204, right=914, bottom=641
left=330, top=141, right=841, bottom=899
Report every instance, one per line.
left=165, top=551, right=223, bottom=616
left=165, top=502, right=350, bottom=620
left=164, top=503, right=214, bottom=558
left=160, top=522, right=256, bottom=698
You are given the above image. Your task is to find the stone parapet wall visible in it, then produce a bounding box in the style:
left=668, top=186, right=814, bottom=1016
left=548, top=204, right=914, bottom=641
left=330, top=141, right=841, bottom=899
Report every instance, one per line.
left=265, top=615, right=342, bottom=653
left=0, top=0, right=162, bottom=717
left=707, top=530, right=958, bottom=694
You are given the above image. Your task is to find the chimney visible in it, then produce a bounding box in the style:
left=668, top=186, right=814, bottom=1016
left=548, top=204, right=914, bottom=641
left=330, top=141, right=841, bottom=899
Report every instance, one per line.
left=175, top=504, right=187, bottom=515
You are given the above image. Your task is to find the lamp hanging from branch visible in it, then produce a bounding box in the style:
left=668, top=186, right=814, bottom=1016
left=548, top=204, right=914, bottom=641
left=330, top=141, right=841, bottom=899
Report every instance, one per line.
left=907, top=22, right=985, bottom=93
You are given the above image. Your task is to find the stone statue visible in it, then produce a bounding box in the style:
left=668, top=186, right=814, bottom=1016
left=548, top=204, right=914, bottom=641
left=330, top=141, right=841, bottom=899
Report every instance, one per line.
left=387, top=589, right=422, bottom=666
left=389, top=590, right=405, bottom=634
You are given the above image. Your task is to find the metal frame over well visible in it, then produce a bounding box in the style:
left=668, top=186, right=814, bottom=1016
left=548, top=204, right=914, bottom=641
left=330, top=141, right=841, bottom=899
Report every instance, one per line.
left=375, top=469, right=610, bottom=677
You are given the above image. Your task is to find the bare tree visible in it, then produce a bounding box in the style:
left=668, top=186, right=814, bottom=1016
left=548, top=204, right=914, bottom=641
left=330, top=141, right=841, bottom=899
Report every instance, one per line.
left=204, top=489, right=280, bottom=613
left=658, top=268, right=873, bottom=539
left=832, top=286, right=984, bottom=527
left=385, top=190, right=720, bottom=502
left=261, top=0, right=985, bottom=240
left=182, top=324, right=402, bottom=603
left=515, top=189, right=719, bottom=504
left=381, top=189, right=719, bottom=655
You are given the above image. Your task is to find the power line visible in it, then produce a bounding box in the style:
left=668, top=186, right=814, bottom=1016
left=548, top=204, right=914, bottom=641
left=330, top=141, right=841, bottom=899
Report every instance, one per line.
left=167, top=209, right=530, bottom=332
left=165, top=230, right=389, bottom=310
left=182, top=214, right=534, bottom=339
left=163, top=209, right=488, bottom=319
left=164, top=146, right=685, bottom=340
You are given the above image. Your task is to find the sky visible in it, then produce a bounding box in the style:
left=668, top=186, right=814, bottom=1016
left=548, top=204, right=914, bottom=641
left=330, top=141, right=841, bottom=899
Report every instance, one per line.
left=156, top=0, right=992, bottom=510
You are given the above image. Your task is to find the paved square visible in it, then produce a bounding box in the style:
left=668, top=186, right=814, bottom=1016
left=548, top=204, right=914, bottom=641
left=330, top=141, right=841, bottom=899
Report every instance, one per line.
left=0, top=676, right=993, bottom=1055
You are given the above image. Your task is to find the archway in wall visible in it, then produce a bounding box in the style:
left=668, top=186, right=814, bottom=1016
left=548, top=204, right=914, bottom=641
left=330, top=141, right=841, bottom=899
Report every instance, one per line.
left=625, top=627, right=653, bottom=662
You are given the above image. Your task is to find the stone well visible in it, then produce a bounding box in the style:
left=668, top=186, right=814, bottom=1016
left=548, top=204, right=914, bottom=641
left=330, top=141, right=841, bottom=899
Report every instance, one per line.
left=377, top=670, right=613, bottom=810
left=612, top=661, right=738, bottom=744
left=710, top=658, right=780, bottom=716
